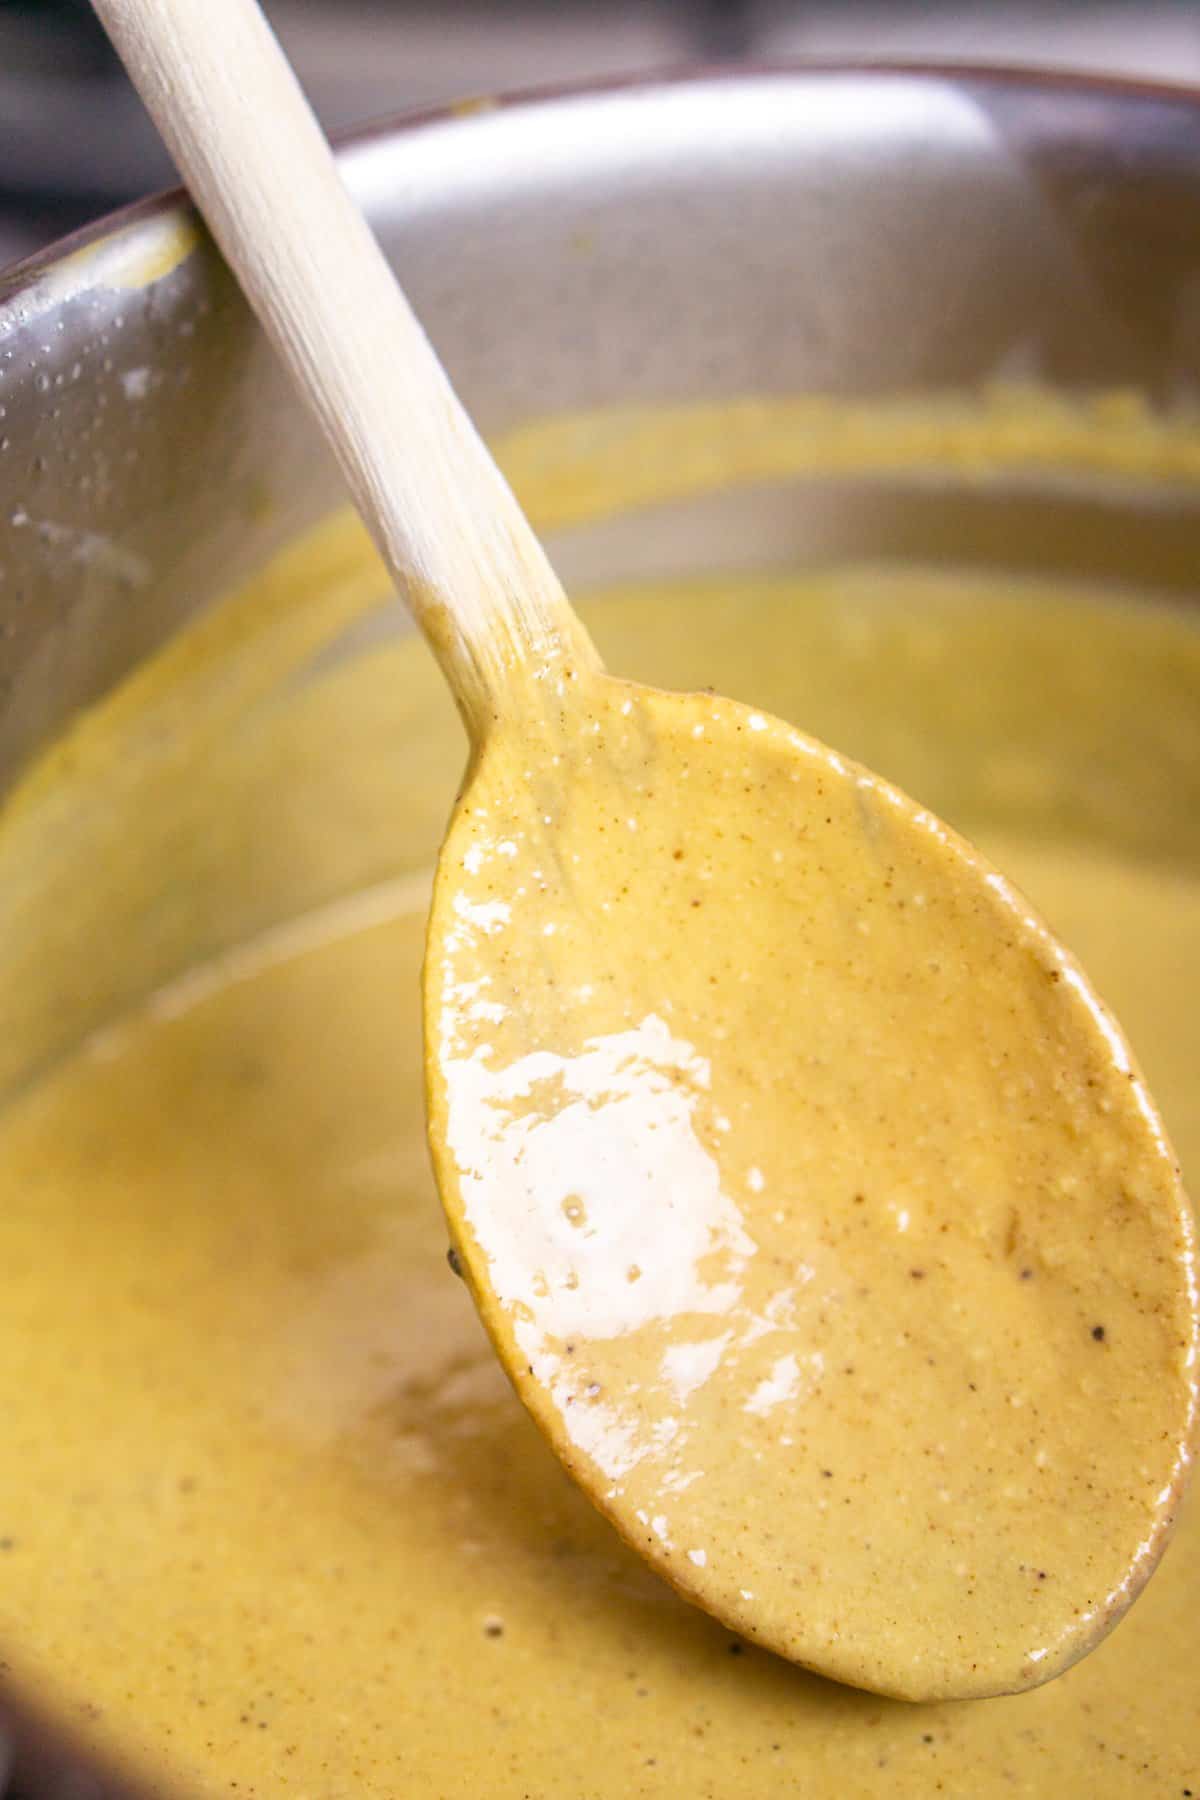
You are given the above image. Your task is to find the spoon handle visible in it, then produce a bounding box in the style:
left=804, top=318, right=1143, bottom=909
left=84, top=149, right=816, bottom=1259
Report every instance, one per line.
left=91, top=0, right=598, bottom=733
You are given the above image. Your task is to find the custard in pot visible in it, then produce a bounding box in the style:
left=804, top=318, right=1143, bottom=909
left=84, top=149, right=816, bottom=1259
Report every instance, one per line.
left=0, top=404, right=1196, bottom=1796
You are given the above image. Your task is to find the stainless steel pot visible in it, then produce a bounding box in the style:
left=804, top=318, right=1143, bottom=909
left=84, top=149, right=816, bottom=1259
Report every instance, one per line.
left=2, top=62, right=1200, bottom=1795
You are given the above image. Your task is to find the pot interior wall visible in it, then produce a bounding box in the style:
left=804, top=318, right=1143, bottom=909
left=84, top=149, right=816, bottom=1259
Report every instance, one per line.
left=3, top=70, right=1200, bottom=786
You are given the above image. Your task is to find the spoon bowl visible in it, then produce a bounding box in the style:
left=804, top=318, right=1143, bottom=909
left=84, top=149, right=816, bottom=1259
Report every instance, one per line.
left=427, top=666, right=1198, bottom=1700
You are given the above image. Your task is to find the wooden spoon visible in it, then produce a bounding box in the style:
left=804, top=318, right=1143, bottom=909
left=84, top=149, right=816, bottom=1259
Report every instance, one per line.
left=94, top=0, right=1198, bottom=1701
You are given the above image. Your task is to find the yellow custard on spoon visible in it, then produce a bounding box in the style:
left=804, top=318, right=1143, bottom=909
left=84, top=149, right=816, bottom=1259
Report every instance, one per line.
left=427, top=657, right=1197, bottom=1701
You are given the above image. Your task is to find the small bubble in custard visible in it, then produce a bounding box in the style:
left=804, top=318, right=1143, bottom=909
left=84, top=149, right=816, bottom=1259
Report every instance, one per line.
left=561, top=1193, right=588, bottom=1228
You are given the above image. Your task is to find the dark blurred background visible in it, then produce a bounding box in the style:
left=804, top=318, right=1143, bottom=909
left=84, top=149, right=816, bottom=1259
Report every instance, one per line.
left=4, top=0, right=1200, bottom=267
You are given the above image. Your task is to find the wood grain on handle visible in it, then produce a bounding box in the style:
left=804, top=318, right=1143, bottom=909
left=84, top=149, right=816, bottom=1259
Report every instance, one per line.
left=91, top=0, right=598, bottom=732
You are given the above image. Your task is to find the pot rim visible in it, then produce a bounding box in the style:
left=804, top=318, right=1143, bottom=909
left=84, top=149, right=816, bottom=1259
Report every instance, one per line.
left=5, top=56, right=1200, bottom=314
